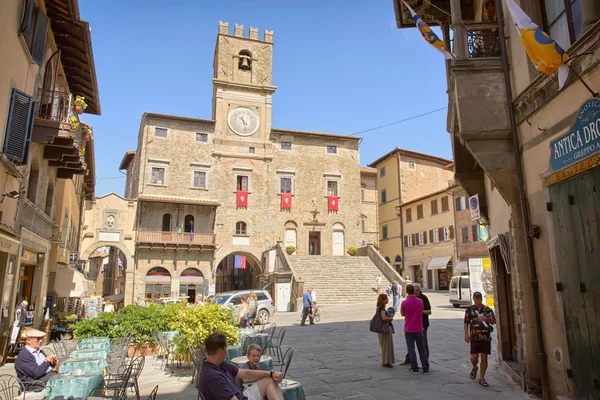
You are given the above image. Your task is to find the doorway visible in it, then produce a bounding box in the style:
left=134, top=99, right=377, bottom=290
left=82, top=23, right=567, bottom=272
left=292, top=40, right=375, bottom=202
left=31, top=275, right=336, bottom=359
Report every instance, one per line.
left=308, top=232, right=321, bottom=255
left=332, top=230, right=344, bottom=256
left=16, top=264, right=35, bottom=304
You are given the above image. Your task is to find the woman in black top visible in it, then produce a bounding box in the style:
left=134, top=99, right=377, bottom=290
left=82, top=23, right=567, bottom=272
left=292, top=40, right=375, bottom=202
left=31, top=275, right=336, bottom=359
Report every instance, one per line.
left=376, top=294, right=395, bottom=368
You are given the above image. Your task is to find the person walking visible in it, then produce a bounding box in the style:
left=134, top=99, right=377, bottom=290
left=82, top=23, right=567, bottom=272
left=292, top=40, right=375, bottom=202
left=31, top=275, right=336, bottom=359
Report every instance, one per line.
left=300, top=288, right=314, bottom=326
left=375, top=294, right=395, bottom=368
left=248, top=291, right=258, bottom=328
left=391, top=281, right=401, bottom=313
left=401, top=284, right=429, bottom=374
left=402, top=283, right=431, bottom=364
left=464, top=291, right=496, bottom=387
left=376, top=274, right=383, bottom=294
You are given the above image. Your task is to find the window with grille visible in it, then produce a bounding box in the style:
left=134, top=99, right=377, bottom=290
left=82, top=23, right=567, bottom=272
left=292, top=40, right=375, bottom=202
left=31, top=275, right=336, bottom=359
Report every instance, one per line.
left=280, top=177, right=292, bottom=193
left=235, top=221, right=247, bottom=235
left=281, top=141, right=292, bottom=150
left=236, top=176, right=249, bottom=191
left=326, top=145, right=337, bottom=154
left=327, top=181, right=338, bottom=196
left=193, top=171, right=206, bottom=189
left=151, top=167, right=165, bottom=185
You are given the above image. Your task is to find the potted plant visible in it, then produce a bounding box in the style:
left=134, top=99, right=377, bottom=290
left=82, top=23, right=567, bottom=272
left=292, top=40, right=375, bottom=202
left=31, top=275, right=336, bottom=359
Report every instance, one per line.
left=347, top=246, right=358, bottom=256
left=70, top=115, right=80, bottom=131
left=285, top=246, right=296, bottom=255
left=74, top=96, right=87, bottom=114
left=82, top=124, right=93, bottom=140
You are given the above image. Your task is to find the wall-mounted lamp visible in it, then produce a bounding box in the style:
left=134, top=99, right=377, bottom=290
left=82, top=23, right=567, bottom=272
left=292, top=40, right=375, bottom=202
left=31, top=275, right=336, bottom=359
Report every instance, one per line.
left=1, top=190, right=20, bottom=203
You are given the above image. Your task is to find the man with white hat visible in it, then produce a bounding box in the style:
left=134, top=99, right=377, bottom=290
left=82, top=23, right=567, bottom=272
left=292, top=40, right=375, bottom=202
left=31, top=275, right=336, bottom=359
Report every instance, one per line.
left=15, top=329, right=58, bottom=390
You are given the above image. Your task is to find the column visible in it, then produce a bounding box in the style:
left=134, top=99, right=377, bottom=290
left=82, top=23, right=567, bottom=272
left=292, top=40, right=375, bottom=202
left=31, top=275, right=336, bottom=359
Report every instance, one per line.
left=450, top=0, right=467, bottom=59
left=580, top=0, right=600, bottom=30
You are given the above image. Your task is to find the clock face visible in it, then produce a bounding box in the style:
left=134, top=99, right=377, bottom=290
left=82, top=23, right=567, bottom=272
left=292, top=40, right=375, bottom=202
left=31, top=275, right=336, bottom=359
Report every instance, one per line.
left=228, top=107, right=260, bottom=136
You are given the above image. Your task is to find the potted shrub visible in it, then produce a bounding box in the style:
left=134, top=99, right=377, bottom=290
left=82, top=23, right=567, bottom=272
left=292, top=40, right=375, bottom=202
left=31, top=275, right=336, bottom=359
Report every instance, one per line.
left=82, top=124, right=94, bottom=141
left=74, top=96, right=87, bottom=114
left=70, top=115, right=80, bottom=131
left=347, top=246, right=358, bottom=256
left=285, top=246, right=296, bottom=255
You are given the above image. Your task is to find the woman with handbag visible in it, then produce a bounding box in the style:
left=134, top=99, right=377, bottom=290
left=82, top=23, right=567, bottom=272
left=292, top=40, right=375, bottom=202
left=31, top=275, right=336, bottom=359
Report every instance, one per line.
left=372, top=293, right=395, bottom=368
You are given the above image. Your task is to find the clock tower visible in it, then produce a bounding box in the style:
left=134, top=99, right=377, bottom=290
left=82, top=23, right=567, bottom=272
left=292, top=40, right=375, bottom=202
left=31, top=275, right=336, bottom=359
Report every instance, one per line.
left=212, top=22, right=277, bottom=158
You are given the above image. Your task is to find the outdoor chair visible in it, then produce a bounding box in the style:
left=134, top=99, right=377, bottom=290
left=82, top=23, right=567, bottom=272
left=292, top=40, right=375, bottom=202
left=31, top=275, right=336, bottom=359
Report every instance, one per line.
left=278, top=347, right=294, bottom=379
left=158, top=335, right=174, bottom=371
left=59, top=336, right=78, bottom=353
left=19, top=378, right=47, bottom=394
left=264, top=323, right=277, bottom=355
left=89, top=359, right=134, bottom=400
left=0, top=375, right=23, bottom=400
left=104, top=354, right=146, bottom=399
left=189, top=346, right=207, bottom=384
left=269, top=327, right=286, bottom=364
left=147, top=385, right=159, bottom=400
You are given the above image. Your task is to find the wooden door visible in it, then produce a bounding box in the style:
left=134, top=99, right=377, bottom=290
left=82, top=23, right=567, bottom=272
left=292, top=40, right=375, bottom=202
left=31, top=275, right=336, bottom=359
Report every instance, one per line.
left=549, top=166, right=600, bottom=399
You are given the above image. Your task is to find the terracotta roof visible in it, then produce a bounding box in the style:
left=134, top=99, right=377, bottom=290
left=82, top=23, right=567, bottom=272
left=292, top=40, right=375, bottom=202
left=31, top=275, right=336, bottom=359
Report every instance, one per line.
left=271, top=128, right=360, bottom=140
left=145, top=112, right=215, bottom=125
left=368, top=148, right=453, bottom=168
left=360, top=167, right=377, bottom=174
left=396, top=184, right=460, bottom=208
left=137, top=194, right=220, bottom=206
left=119, top=150, right=135, bottom=170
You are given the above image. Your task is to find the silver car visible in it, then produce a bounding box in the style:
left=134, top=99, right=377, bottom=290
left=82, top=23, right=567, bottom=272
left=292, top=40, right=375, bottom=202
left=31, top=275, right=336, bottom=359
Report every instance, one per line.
left=212, top=290, right=275, bottom=325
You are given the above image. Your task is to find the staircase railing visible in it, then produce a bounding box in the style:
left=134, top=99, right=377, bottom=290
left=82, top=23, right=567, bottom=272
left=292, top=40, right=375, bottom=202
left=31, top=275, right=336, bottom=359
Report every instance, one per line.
left=365, top=245, right=405, bottom=286
left=274, top=243, right=303, bottom=311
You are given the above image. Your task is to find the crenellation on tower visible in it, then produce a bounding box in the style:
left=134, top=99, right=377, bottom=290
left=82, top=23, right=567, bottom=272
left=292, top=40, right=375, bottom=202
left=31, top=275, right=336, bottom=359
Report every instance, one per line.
left=234, top=24, right=244, bottom=37
left=219, top=21, right=229, bottom=34
left=264, top=29, right=274, bottom=43
left=249, top=27, right=259, bottom=40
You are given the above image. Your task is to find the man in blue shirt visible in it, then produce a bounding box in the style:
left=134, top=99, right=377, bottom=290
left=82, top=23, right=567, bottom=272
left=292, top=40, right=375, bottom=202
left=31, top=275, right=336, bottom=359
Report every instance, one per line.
left=198, top=334, right=284, bottom=400
left=300, top=288, right=314, bottom=326
left=15, top=329, right=58, bottom=391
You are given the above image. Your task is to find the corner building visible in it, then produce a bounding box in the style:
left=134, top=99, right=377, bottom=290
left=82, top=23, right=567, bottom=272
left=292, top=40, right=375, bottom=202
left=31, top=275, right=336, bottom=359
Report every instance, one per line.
left=123, top=22, right=377, bottom=300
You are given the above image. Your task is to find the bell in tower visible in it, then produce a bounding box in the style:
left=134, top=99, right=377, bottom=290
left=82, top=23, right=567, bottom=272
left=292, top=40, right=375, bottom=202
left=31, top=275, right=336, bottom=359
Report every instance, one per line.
left=238, top=50, right=252, bottom=71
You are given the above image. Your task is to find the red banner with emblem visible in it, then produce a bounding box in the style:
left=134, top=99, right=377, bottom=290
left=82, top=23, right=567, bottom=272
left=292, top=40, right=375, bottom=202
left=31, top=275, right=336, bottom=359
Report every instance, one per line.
left=281, top=193, right=292, bottom=210
left=328, top=195, right=339, bottom=212
left=236, top=191, right=248, bottom=208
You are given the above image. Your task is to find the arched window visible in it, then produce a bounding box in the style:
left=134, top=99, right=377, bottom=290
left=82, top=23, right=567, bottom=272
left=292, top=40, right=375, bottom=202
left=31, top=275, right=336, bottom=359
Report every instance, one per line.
left=238, top=50, right=252, bottom=70
left=162, top=214, right=171, bottom=232
left=385, top=256, right=391, bottom=264
left=184, top=214, right=194, bottom=233
left=394, top=255, right=402, bottom=265
left=235, top=221, right=247, bottom=235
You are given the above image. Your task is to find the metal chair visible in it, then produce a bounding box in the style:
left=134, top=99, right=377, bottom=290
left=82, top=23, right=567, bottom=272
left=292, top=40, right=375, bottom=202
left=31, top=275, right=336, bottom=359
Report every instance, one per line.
left=269, top=327, right=286, bottom=364
left=278, top=347, right=294, bottom=379
left=89, top=359, right=135, bottom=400
left=147, top=385, right=159, bottom=400
left=189, top=346, right=206, bottom=384
left=52, top=339, right=69, bottom=362
left=0, top=375, right=23, bottom=400
left=104, top=354, right=146, bottom=399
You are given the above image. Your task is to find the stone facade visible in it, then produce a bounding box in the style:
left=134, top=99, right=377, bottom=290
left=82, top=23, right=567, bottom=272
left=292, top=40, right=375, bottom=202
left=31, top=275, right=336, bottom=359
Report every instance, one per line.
left=359, top=168, right=378, bottom=246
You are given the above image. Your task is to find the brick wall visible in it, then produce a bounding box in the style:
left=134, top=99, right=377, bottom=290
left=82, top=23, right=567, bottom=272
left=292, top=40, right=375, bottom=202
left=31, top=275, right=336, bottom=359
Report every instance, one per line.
left=453, top=191, right=489, bottom=260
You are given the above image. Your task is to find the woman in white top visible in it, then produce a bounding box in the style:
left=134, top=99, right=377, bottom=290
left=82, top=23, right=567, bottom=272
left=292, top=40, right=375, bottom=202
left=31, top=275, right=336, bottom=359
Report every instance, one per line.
left=103, top=300, right=115, bottom=313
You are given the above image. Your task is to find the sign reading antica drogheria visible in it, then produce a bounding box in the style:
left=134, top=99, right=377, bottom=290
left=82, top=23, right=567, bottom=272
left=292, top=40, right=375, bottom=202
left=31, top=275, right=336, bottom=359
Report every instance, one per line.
left=550, top=98, right=600, bottom=172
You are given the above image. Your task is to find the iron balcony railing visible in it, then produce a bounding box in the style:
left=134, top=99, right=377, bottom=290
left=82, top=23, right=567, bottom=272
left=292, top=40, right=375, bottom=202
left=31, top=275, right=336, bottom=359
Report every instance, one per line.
left=20, top=199, right=54, bottom=240
left=466, top=23, right=501, bottom=58
left=136, top=229, right=216, bottom=246
left=36, top=88, right=83, bottom=143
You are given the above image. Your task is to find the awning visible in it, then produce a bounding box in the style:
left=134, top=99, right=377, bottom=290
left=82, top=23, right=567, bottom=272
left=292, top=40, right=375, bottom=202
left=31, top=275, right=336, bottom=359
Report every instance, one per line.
left=427, top=256, right=452, bottom=270
left=54, top=265, right=87, bottom=297
left=104, top=293, right=124, bottom=302
left=455, top=261, right=469, bottom=273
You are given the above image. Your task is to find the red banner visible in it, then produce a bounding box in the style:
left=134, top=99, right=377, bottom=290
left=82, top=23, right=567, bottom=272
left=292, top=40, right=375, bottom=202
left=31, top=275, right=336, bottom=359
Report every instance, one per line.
left=236, top=190, right=248, bottom=208
left=281, top=193, right=292, bottom=209
left=328, top=196, right=339, bottom=212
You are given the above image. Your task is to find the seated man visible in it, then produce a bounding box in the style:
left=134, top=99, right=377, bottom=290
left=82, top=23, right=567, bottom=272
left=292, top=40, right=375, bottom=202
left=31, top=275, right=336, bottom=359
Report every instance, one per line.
left=14, top=329, right=58, bottom=390
left=197, top=333, right=285, bottom=400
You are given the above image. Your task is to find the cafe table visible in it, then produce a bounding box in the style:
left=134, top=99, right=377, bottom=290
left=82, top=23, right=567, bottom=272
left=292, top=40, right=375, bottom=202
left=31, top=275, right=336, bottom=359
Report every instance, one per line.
left=225, top=345, right=243, bottom=361
left=45, top=370, right=105, bottom=399
left=280, top=379, right=307, bottom=400
left=231, top=355, right=273, bottom=371
left=77, top=341, right=110, bottom=352
left=80, top=337, right=110, bottom=344
left=59, top=357, right=109, bottom=374
left=69, top=349, right=108, bottom=359
left=240, top=333, right=269, bottom=354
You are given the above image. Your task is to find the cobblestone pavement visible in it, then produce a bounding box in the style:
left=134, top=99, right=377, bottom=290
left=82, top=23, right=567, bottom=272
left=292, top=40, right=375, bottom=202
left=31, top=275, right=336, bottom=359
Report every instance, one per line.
left=0, top=292, right=536, bottom=399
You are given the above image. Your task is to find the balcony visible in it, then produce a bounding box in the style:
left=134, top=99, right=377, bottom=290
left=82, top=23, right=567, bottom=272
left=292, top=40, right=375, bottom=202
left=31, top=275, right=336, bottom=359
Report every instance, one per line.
left=20, top=199, right=54, bottom=240
left=466, top=23, right=500, bottom=58
left=31, top=89, right=87, bottom=180
left=136, top=230, right=217, bottom=250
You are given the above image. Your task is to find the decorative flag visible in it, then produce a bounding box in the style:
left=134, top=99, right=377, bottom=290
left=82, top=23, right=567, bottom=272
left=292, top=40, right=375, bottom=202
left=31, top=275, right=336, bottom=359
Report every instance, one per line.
left=404, top=2, right=454, bottom=60
left=234, top=255, right=247, bottom=270
left=189, top=220, right=194, bottom=241
left=236, top=190, right=248, bottom=208
left=504, top=0, right=569, bottom=88
left=328, top=196, right=339, bottom=212
left=117, top=257, right=124, bottom=270
left=281, top=193, right=292, bottom=210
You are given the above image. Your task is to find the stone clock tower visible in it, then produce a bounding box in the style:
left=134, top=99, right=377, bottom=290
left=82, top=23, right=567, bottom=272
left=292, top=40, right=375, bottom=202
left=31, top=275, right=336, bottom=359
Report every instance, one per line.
left=212, top=22, right=277, bottom=159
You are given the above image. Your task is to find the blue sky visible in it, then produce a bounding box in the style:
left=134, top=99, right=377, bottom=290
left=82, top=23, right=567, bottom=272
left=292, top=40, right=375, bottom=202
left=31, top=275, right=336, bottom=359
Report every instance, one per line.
left=79, top=0, right=452, bottom=196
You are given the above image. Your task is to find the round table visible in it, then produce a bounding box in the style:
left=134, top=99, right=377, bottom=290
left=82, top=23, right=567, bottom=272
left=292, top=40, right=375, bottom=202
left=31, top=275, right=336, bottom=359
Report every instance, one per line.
left=281, top=379, right=306, bottom=400
left=77, top=342, right=110, bottom=352
left=231, top=356, right=273, bottom=371
left=45, top=370, right=105, bottom=399
left=240, top=333, right=269, bottom=354
left=69, top=349, right=108, bottom=359
left=226, top=345, right=243, bottom=361
left=80, top=337, right=110, bottom=344
left=59, top=357, right=109, bottom=373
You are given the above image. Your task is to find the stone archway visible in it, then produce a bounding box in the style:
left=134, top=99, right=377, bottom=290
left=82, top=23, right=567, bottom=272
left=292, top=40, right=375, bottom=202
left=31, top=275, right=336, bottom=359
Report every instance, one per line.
left=213, top=252, right=262, bottom=293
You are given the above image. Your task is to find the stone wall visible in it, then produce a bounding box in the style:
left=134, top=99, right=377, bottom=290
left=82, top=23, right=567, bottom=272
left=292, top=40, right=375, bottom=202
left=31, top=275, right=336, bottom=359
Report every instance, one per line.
left=398, top=156, right=454, bottom=203
left=360, top=171, right=378, bottom=245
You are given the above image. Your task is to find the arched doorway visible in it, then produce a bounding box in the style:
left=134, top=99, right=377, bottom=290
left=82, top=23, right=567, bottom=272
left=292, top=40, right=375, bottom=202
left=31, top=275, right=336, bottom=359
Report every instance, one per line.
left=214, top=253, right=261, bottom=293
left=332, top=223, right=345, bottom=256
left=394, top=255, right=402, bottom=273
left=145, top=267, right=171, bottom=301
left=162, top=214, right=171, bottom=231
left=180, top=268, right=204, bottom=303
left=284, top=221, right=297, bottom=251
left=184, top=215, right=194, bottom=233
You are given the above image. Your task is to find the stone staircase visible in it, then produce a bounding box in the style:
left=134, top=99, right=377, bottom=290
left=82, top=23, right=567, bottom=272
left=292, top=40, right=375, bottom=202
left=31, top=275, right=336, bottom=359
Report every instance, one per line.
left=286, top=255, right=390, bottom=307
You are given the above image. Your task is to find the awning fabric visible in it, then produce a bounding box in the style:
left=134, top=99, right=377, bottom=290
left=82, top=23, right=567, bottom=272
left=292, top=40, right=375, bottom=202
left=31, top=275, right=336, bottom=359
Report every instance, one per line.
left=455, top=261, right=468, bottom=272
left=104, top=293, right=124, bottom=302
left=427, top=256, right=452, bottom=270
left=55, top=265, right=87, bottom=297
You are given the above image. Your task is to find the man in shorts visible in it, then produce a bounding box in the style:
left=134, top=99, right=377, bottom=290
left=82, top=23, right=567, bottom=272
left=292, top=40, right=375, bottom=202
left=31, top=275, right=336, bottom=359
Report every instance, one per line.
left=464, top=291, right=496, bottom=387
left=198, top=334, right=285, bottom=400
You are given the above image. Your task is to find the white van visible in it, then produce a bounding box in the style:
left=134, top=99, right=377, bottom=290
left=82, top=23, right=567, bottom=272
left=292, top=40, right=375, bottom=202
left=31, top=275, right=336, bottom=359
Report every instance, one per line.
left=449, top=276, right=472, bottom=308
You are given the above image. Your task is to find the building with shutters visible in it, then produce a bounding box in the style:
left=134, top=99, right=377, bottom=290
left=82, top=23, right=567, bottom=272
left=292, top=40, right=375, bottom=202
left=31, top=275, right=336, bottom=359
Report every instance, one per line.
left=118, top=22, right=378, bottom=301
left=367, top=148, right=454, bottom=273
left=0, top=0, right=99, bottom=344
left=397, top=184, right=459, bottom=290
left=453, top=190, right=490, bottom=276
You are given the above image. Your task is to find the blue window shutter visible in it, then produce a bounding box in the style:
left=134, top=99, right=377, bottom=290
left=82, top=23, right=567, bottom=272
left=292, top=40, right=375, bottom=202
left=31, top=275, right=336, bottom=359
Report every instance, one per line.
left=19, top=0, right=35, bottom=33
left=3, top=89, right=34, bottom=164
left=30, top=8, right=48, bottom=65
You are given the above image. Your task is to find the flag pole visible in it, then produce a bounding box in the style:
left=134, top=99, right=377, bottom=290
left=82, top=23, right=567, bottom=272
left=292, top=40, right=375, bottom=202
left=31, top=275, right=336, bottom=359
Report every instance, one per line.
left=566, top=66, right=599, bottom=97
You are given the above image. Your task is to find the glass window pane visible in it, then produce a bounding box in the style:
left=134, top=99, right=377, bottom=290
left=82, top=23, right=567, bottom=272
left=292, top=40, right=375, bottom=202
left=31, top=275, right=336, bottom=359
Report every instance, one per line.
left=545, top=0, right=566, bottom=24
left=549, top=13, right=570, bottom=50
left=571, top=0, right=583, bottom=41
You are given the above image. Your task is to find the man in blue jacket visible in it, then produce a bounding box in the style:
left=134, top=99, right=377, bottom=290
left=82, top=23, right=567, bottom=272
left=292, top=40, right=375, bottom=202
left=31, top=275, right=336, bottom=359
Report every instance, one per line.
left=300, top=288, right=314, bottom=326
left=15, top=329, right=58, bottom=390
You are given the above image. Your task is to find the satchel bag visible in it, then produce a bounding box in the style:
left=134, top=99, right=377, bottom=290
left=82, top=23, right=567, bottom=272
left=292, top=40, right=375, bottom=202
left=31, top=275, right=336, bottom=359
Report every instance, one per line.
left=369, top=309, right=390, bottom=334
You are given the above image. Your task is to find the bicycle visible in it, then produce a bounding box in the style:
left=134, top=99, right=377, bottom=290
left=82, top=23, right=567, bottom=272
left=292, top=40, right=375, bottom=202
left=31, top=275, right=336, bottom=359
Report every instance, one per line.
left=312, top=302, right=321, bottom=323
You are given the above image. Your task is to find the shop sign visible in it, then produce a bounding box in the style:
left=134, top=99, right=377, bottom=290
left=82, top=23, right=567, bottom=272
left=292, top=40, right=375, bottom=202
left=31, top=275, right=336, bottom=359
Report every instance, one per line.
left=550, top=98, right=600, bottom=172
left=545, top=153, right=600, bottom=186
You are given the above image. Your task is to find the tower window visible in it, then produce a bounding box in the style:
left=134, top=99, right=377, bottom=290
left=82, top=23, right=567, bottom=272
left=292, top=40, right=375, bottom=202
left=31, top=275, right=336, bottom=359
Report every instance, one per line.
left=238, top=50, right=252, bottom=71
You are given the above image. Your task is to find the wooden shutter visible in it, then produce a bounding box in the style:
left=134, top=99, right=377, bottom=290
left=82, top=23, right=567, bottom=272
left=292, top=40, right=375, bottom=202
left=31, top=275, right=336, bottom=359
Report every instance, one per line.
left=429, top=230, right=433, bottom=242
left=30, top=7, right=49, bottom=65
left=449, top=226, right=455, bottom=240
left=423, top=231, right=428, bottom=244
left=431, top=200, right=438, bottom=215
left=417, top=204, right=423, bottom=219
left=472, top=225, right=478, bottom=241
left=406, top=208, right=412, bottom=222
left=412, top=233, right=417, bottom=245
left=403, top=235, right=407, bottom=247
left=441, top=196, right=449, bottom=212
left=438, top=227, right=443, bottom=240
left=3, top=89, right=34, bottom=163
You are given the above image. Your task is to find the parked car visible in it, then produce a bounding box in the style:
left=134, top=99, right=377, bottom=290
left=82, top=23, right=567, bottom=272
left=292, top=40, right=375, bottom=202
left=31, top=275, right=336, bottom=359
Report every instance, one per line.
left=212, top=290, right=275, bottom=324
left=449, top=276, right=472, bottom=308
